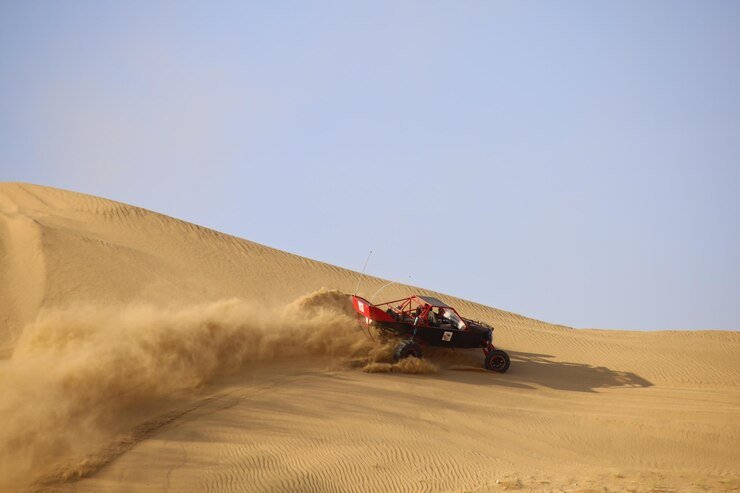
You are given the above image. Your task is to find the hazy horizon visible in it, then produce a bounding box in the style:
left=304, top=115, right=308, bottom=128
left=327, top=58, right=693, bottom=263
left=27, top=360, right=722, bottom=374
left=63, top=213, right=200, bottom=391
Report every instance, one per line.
left=2, top=1, right=738, bottom=330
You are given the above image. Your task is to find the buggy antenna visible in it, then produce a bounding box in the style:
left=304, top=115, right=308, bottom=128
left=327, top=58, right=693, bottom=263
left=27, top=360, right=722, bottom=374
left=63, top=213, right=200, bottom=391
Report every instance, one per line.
left=370, top=274, right=411, bottom=302
left=369, top=281, right=395, bottom=303
left=353, top=250, right=373, bottom=295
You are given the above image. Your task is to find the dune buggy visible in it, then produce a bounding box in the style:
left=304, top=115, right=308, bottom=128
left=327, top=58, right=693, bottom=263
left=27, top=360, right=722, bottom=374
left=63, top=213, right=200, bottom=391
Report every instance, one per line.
left=351, top=294, right=510, bottom=372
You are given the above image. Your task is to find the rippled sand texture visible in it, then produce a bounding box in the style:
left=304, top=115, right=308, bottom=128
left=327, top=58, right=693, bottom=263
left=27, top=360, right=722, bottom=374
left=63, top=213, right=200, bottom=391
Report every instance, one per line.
left=0, top=183, right=738, bottom=493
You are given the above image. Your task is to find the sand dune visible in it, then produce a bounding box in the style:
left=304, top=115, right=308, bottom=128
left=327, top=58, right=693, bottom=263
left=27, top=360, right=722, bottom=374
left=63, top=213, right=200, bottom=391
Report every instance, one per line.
left=0, top=182, right=738, bottom=493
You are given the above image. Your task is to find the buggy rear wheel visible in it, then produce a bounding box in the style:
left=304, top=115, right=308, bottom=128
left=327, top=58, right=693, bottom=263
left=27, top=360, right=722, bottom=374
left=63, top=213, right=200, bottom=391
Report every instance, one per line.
left=393, top=340, right=423, bottom=361
left=485, top=349, right=510, bottom=373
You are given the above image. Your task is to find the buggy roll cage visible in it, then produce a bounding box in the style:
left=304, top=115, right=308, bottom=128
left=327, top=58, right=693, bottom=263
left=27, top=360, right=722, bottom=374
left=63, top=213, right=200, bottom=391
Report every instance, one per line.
left=367, top=295, right=468, bottom=330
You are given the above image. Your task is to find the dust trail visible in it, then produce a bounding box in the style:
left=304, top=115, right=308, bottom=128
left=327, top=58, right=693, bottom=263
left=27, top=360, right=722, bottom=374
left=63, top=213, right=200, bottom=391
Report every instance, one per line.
left=362, top=357, right=438, bottom=374
left=0, top=289, right=430, bottom=491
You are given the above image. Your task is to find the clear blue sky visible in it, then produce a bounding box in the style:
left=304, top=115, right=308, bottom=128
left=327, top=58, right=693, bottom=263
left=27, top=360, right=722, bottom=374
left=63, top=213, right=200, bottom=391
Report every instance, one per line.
left=1, top=1, right=738, bottom=330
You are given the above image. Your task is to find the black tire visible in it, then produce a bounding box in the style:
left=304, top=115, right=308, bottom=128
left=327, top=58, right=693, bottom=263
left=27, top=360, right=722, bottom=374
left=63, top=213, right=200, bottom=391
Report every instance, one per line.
left=485, top=350, right=510, bottom=373
left=393, top=340, right=423, bottom=361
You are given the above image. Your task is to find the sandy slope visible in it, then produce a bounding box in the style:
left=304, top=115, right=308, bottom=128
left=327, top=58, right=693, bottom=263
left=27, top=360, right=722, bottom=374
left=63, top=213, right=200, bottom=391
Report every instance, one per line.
left=0, top=182, right=738, bottom=493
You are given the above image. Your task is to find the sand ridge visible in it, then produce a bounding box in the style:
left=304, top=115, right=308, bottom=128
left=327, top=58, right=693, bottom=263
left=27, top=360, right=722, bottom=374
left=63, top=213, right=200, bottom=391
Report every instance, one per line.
left=0, top=182, right=738, bottom=492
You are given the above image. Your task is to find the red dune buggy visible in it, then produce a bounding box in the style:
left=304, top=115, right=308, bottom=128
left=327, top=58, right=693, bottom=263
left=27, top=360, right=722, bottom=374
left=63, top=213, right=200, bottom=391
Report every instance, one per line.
left=351, top=294, right=510, bottom=372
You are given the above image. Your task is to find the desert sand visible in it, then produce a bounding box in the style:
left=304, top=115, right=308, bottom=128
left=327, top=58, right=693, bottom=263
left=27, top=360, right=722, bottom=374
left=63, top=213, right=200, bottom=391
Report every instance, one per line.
left=0, top=182, right=737, bottom=493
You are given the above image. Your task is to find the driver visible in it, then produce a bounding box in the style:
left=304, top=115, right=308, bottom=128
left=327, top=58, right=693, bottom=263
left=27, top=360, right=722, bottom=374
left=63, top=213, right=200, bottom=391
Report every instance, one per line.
left=438, top=308, right=454, bottom=328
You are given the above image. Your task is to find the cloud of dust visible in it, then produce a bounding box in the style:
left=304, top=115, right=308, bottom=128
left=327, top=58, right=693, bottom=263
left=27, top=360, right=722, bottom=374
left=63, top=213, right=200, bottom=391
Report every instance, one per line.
left=362, top=357, right=438, bottom=374
left=0, top=289, right=433, bottom=491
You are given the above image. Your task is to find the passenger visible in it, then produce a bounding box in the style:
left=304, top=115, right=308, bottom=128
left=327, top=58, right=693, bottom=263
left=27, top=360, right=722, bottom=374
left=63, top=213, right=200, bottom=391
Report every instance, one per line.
left=428, top=309, right=438, bottom=326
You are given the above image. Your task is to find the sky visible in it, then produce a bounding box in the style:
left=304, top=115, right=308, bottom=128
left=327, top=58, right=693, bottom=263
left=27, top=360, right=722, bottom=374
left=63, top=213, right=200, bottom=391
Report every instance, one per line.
left=1, top=1, right=738, bottom=330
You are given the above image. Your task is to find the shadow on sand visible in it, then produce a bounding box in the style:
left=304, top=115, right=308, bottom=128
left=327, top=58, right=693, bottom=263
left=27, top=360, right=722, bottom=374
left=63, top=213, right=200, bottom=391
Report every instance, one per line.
left=431, top=350, right=653, bottom=393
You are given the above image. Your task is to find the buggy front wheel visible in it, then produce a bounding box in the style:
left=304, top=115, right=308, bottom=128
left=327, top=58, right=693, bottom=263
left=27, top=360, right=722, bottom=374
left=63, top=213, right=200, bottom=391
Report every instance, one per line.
left=485, top=350, right=510, bottom=373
